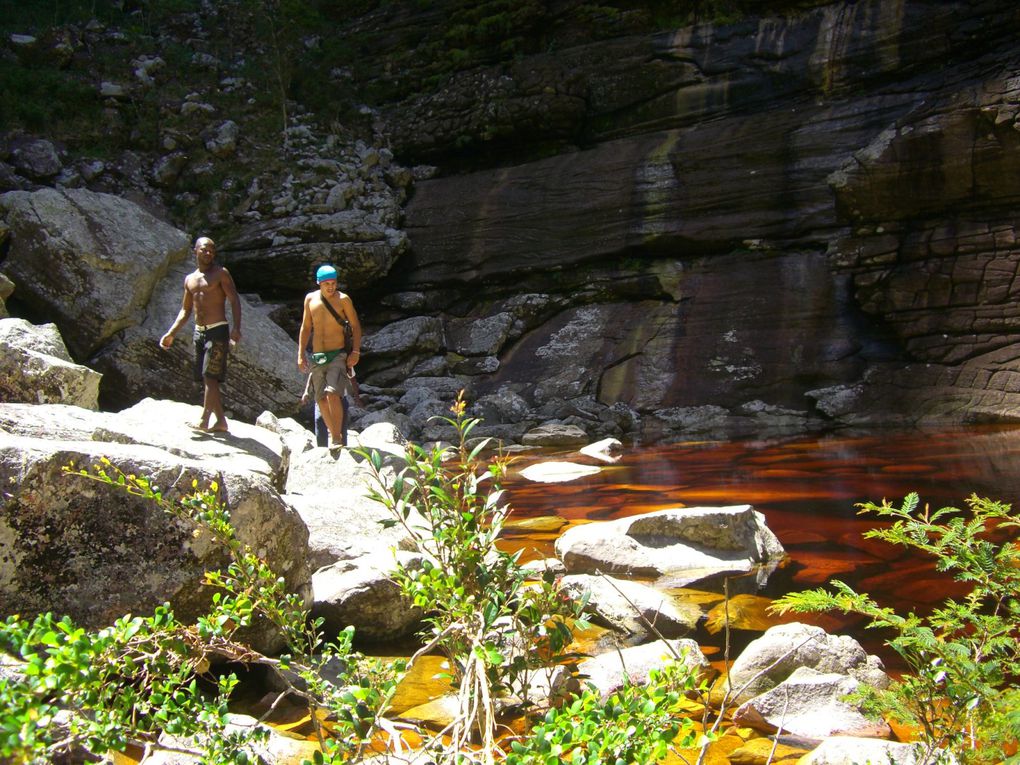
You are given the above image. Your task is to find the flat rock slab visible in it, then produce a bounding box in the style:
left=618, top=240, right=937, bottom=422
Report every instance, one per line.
left=555, top=505, right=785, bottom=579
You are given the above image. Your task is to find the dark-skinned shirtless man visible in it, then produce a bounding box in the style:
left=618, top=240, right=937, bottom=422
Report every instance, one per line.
left=159, top=236, right=242, bottom=433
left=297, top=264, right=362, bottom=451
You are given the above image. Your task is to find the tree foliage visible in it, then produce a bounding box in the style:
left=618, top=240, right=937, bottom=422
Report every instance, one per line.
left=772, top=492, right=1020, bottom=765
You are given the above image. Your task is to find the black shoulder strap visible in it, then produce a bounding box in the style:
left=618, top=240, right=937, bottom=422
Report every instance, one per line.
left=322, top=296, right=349, bottom=327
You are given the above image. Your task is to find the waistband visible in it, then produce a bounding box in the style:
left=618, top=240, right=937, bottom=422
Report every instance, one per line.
left=196, top=321, right=229, bottom=332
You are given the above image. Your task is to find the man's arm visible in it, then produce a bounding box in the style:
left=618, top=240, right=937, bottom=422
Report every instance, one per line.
left=340, top=295, right=362, bottom=368
left=221, top=268, right=242, bottom=343
left=297, top=294, right=313, bottom=373
left=159, top=282, right=194, bottom=349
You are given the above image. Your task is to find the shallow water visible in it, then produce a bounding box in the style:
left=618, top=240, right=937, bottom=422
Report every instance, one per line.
left=501, top=424, right=1020, bottom=669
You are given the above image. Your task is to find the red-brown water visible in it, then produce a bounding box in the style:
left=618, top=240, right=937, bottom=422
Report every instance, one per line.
left=502, top=424, right=1020, bottom=670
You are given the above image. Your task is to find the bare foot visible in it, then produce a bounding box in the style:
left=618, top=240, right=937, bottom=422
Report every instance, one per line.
left=190, top=422, right=212, bottom=432
left=208, top=422, right=229, bottom=433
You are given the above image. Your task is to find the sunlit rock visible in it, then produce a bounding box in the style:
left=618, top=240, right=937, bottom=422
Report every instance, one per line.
left=800, top=736, right=948, bottom=765
left=560, top=574, right=701, bottom=639
left=284, top=437, right=419, bottom=569
left=310, top=551, right=423, bottom=642
left=555, top=505, right=785, bottom=581
left=522, top=422, right=589, bottom=447
left=724, top=623, right=890, bottom=704
left=577, top=638, right=712, bottom=700
left=734, top=666, right=891, bottom=739
left=0, top=318, right=101, bottom=408
left=0, top=400, right=309, bottom=653
left=579, top=437, right=623, bottom=463
left=518, top=460, right=602, bottom=483
left=145, top=713, right=320, bottom=764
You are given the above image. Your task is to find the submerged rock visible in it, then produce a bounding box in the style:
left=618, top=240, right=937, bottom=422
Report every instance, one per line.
left=560, top=573, right=701, bottom=639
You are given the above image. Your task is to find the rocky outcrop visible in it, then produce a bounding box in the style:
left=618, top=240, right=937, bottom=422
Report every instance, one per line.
left=555, top=506, right=785, bottom=582
left=355, top=1, right=1020, bottom=441
left=0, top=399, right=310, bottom=652
left=0, top=318, right=101, bottom=408
left=5, top=2, right=1020, bottom=442
left=0, top=188, right=303, bottom=419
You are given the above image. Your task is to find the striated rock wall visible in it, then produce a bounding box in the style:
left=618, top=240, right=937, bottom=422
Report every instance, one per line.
left=363, top=0, right=1020, bottom=439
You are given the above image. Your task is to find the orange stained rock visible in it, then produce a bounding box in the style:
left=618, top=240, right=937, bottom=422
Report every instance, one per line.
left=664, top=730, right=745, bottom=765
left=727, top=735, right=809, bottom=764
left=386, top=654, right=455, bottom=716
left=704, top=593, right=786, bottom=634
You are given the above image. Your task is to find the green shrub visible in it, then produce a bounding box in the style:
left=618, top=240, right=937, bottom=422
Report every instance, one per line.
left=0, top=460, right=400, bottom=764
left=773, top=493, right=1020, bottom=765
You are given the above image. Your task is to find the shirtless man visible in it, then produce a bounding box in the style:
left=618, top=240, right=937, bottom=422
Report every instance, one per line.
left=159, top=236, right=242, bottom=432
left=298, top=264, right=362, bottom=450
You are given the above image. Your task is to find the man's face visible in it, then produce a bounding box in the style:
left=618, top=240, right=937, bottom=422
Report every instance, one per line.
left=319, top=278, right=337, bottom=296
left=195, top=238, right=216, bottom=269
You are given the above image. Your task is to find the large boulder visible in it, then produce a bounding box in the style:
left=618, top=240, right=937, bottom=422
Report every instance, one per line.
left=0, top=318, right=101, bottom=408
left=0, top=400, right=310, bottom=652
left=0, top=187, right=188, bottom=359
left=555, top=506, right=785, bottom=582
left=0, top=187, right=303, bottom=419
left=733, top=666, right=892, bottom=739
left=283, top=433, right=418, bottom=570
left=800, top=737, right=942, bottom=765
left=724, top=622, right=890, bottom=704
left=310, top=551, right=423, bottom=642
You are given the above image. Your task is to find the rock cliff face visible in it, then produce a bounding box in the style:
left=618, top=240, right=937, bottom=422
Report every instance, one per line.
left=364, top=0, right=1020, bottom=439
left=4, top=1, right=1020, bottom=441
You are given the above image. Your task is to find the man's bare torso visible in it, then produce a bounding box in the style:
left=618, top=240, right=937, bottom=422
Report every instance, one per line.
left=307, top=291, right=350, bottom=353
left=186, top=266, right=229, bottom=325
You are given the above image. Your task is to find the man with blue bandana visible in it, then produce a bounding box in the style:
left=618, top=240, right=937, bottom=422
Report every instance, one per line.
left=298, top=264, right=362, bottom=451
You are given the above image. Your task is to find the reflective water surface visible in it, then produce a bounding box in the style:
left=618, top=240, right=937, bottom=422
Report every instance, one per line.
left=502, top=424, right=1020, bottom=669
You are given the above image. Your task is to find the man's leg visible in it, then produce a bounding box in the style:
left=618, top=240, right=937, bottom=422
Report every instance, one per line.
left=313, top=402, right=328, bottom=447
left=319, top=392, right=344, bottom=447
left=203, top=377, right=228, bottom=431
left=340, top=395, right=350, bottom=446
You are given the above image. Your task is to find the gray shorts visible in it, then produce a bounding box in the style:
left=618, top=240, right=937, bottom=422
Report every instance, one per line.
left=309, top=350, right=353, bottom=401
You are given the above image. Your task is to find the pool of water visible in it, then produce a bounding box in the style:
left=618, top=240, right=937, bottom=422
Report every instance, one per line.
left=501, top=424, right=1020, bottom=669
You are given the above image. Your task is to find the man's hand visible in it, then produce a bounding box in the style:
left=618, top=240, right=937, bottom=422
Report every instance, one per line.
left=159, top=332, right=174, bottom=349
left=230, top=328, right=241, bottom=343
left=298, top=355, right=309, bottom=374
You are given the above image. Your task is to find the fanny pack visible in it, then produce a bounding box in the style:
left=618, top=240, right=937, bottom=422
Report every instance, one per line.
left=311, top=349, right=343, bottom=365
